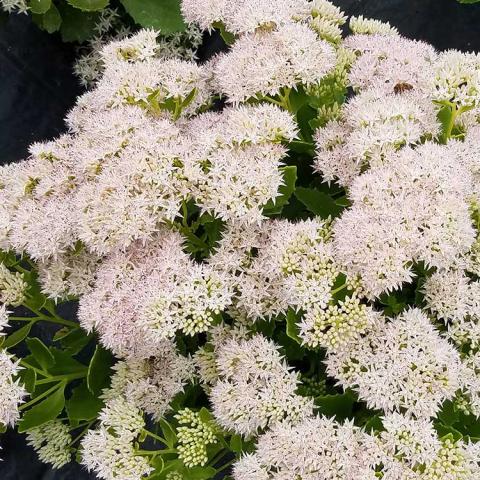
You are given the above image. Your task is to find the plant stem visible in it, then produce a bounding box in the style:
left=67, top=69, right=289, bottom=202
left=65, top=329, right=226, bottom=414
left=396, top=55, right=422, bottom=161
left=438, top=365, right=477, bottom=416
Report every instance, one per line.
left=19, top=359, right=48, bottom=377
left=19, top=382, right=64, bottom=410
left=142, top=429, right=169, bottom=446
left=36, top=371, right=87, bottom=385
left=216, top=459, right=235, bottom=473
left=182, top=201, right=189, bottom=227
left=331, top=282, right=348, bottom=295
left=21, top=304, right=77, bottom=328
left=135, top=448, right=177, bottom=456
left=69, top=421, right=94, bottom=447
left=9, top=316, right=40, bottom=322
left=208, top=449, right=228, bottom=468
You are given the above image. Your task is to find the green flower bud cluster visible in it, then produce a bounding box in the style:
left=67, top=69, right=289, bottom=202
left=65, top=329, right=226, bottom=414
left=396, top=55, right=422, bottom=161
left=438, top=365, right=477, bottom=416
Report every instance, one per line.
left=175, top=408, right=218, bottom=468
left=297, top=375, right=328, bottom=397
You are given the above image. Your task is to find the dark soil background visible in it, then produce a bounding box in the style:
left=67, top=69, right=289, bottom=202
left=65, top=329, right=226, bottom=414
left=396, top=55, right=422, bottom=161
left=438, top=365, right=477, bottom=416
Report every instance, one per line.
left=1, top=0, right=480, bottom=478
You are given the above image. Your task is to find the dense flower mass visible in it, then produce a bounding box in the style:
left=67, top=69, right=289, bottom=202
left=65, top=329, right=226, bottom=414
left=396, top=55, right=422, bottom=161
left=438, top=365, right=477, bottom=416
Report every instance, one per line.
left=2, top=0, right=480, bottom=478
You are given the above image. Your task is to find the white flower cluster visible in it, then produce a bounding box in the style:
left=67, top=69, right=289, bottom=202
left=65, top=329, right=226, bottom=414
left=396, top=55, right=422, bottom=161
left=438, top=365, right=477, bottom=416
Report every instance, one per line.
left=314, top=88, right=440, bottom=186
left=0, top=0, right=26, bottom=13
left=26, top=420, right=72, bottom=469
left=102, top=341, right=194, bottom=420
left=0, top=351, right=27, bottom=427
left=233, top=416, right=380, bottom=480
left=79, top=230, right=233, bottom=357
left=332, top=142, right=476, bottom=297
left=81, top=397, right=152, bottom=480
left=326, top=309, right=462, bottom=419
left=210, top=335, right=313, bottom=436
left=0, top=263, right=27, bottom=306
left=378, top=415, right=480, bottom=479
left=0, top=304, right=10, bottom=334
left=213, top=23, right=336, bottom=103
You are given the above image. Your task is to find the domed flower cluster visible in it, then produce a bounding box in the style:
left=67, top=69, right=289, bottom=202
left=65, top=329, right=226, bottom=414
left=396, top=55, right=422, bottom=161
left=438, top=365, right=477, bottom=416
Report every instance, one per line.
left=2, top=0, right=480, bottom=479
left=210, top=335, right=313, bottom=436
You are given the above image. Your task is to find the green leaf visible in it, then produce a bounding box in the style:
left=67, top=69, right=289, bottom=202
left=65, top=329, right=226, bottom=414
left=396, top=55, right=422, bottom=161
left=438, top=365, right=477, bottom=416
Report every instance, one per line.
left=212, top=21, right=235, bottom=46
left=437, top=104, right=454, bottom=142
left=198, top=407, right=214, bottom=424
left=28, top=0, right=51, bottom=14
left=66, top=0, right=109, bottom=11
left=18, top=385, right=65, bottom=432
left=286, top=308, right=302, bottom=344
left=184, top=466, right=217, bottom=480
left=3, top=322, right=33, bottom=349
left=229, top=434, right=243, bottom=453
left=159, top=418, right=177, bottom=449
left=49, top=348, right=87, bottom=376
left=57, top=327, right=91, bottom=355
left=438, top=400, right=460, bottom=426
left=314, top=391, right=356, bottom=420
left=264, top=166, right=297, bottom=215
left=295, top=187, right=342, bottom=219
left=120, top=0, right=185, bottom=34
left=435, top=424, right=463, bottom=442
left=53, top=327, right=71, bottom=342
left=26, top=338, right=55, bottom=371
left=363, top=414, right=384, bottom=433
left=87, top=345, right=114, bottom=395
left=289, top=86, right=310, bottom=114
left=458, top=0, right=480, bottom=3
left=18, top=368, right=37, bottom=394
left=58, top=3, right=100, bottom=42
left=66, top=382, right=103, bottom=421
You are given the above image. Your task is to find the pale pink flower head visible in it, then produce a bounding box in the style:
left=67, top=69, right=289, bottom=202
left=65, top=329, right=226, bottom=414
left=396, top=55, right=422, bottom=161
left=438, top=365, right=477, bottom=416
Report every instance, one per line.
left=345, top=33, right=437, bottom=95
left=213, top=23, right=335, bottom=103
left=326, top=308, right=463, bottom=418
left=181, top=0, right=307, bottom=34
left=233, top=416, right=380, bottom=480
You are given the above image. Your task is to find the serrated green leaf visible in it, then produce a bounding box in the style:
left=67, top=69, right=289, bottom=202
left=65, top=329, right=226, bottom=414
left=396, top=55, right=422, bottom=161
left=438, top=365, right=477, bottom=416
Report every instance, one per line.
left=58, top=3, right=100, bottom=42
left=87, top=344, right=113, bottom=395
left=286, top=308, right=302, bottom=344
left=18, top=384, right=65, bottom=432
left=28, top=0, right=51, bottom=14
left=66, top=382, right=103, bottom=421
left=3, top=322, right=33, bottom=349
left=289, top=86, right=309, bottom=114
left=66, top=0, right=109, bottom=11
left=159, top=418, right=177, bottom=449
left=120, top=0, right=185, bottom=34
left=295, top=187, right=342, bottom=219
left=26, top=337, right=55, bottom=371
left=264, top=165, right=297, bottom=215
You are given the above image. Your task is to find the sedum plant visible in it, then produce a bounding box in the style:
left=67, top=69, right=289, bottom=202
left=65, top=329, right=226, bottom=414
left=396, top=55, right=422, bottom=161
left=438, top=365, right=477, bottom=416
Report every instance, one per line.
left=1, top=0, right=480, bottom=479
